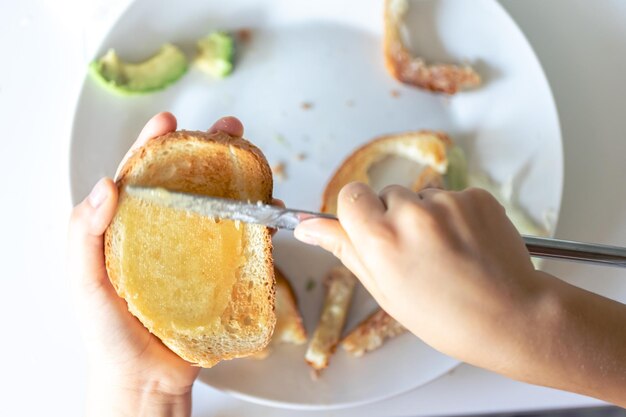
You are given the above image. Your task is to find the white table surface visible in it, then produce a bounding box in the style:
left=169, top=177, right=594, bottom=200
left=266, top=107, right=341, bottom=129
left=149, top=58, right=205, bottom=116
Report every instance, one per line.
left=1, top=0, right=624, bottom=416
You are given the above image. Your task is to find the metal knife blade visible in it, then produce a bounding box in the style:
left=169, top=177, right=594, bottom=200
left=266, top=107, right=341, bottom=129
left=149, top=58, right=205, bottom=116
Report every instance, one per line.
left=126, top=185, right=335, bottom=230
left=126, top=185, right=626, bottom=268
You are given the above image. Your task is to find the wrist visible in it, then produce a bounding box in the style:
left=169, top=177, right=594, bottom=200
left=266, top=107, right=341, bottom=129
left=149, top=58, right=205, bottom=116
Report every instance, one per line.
left=481, top=271, right=569, bottom=379
left=452, top=270, right=557, bottom=372
left=87, top=373, right=193, bottom=417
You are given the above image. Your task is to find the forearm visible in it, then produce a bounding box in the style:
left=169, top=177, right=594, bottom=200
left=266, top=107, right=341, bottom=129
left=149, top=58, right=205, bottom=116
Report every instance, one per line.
left=87, top=377, right=193, bottom=417
left=490, top=272, right=626, bottom=406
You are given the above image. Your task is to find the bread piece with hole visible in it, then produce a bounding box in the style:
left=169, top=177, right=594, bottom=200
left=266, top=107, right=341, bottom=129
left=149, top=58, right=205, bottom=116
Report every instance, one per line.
left=322, top=130, right=451, bottom=214
left=318, top=131, right=454, bottom=362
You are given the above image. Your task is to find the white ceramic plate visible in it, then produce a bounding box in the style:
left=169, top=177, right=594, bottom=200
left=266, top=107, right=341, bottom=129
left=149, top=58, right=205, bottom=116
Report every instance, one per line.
left=69, top=0, right=563, bottom=410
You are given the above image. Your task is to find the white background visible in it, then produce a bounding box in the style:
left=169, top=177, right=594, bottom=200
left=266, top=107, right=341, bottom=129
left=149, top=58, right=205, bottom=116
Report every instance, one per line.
left=0, top=0, right=625, bottom=416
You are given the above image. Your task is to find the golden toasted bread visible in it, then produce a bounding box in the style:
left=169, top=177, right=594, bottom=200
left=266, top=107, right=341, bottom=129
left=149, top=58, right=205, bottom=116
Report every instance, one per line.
left=105, top=130, right=275, bottom=368
left=305, top=266, right=357, bottom=372
left=384, top=0, right=481, bottom=94
left=322, top=131, right=451, bottom=214
left=251, top=267, right=308, bottom=359
left=411, top=166, right=445, bottom=191
left=341, top=308, right=407, bottom=357
left=273, top=267, right=308, bottom=345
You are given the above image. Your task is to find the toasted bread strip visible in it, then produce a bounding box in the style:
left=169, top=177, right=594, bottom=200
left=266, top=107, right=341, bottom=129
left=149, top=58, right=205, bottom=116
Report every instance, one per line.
left=251, top=267, right=308, bottom=359
left=305, top=266, right=357, bottom=371
left=341, top=308, right=407, bottom=357
left=384, top=0, right=481, bottom=94
left=274, top=267, right=308, bottom=345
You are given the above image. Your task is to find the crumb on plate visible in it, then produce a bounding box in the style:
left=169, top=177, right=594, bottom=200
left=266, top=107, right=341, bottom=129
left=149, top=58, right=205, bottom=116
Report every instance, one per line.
left=237, top=28, right=252, bottom=43
left=272, top=162, right=287, bottom=181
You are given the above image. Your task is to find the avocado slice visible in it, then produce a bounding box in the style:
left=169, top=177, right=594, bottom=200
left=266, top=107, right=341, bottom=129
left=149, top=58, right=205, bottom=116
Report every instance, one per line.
left=195, top=32, right=235, bottom=78
left=444, top=146, right=469, bottom=191
left=89, top=43, right=188, bottom=95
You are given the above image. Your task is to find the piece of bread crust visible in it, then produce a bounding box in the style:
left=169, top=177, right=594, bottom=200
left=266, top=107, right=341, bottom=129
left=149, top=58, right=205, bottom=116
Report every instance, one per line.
left=105, top=130, right=275, bottom=368
left=305, top=266, right=357, bottom=372
left=341, top=308, right=407, bottom=357
left=250, top=267, right=308, bottom=359
left=384, top=0, right=481, bottom=94
left=273, top=267, right=308, bottom=345
left=322, top=131, right=451, bottom=214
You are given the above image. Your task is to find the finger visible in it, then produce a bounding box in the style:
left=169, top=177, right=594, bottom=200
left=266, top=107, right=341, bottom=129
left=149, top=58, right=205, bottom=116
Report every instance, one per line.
left=294, top=218, right=369, bottom=280
left=379, top=184, right=420, bottom=209
left=272, top=198, right=285, bottom=208
left=336, top=182, right=387, bottom=241
left=208, top=116, right=244, bottom=137
left=339, top=182, right=386, bottom=215
left=413, top=187, right=445, bottom=201
left=115, top=112, right=178, bottom=179
left=68, top=178, right=118, bottom=292
left=137, top=111, right=177, bottom=143
left=295, top=218, right=383, bottom=300
left=267, top=199, right=286, bottom=236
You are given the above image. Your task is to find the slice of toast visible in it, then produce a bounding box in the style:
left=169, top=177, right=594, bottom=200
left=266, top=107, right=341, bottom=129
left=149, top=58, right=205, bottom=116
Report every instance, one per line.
left=105, top=130, right=275, bottom=368
left=384, top=0, right=481, bottom=94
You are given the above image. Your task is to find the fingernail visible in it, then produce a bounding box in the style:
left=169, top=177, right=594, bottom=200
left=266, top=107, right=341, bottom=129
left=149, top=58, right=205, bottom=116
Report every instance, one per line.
left=294, top=227, right=319, bottom=246
left=88, top=179, right=109, bottom=208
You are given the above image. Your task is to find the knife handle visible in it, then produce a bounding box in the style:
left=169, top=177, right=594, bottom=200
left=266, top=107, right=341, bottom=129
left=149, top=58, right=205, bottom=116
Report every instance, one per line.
left=522, top=235, right=626, bottom=268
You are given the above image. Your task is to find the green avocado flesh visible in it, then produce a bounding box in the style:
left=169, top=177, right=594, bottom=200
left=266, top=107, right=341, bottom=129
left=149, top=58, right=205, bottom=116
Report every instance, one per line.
left=195, top=32, right=235, bottom=78
left=89, top=43, right=188, bottom=95
left=444, top=146, right=469, bottom=191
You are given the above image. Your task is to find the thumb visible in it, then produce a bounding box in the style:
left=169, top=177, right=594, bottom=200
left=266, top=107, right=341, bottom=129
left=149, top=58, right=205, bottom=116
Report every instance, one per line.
left=68, top=178, right=119, bottom=294
left=294, top=218, right=368, bottom=279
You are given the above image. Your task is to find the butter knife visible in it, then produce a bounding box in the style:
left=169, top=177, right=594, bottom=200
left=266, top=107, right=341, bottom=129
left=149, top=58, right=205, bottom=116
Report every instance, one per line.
left=126, top=186, right=626, bottom=268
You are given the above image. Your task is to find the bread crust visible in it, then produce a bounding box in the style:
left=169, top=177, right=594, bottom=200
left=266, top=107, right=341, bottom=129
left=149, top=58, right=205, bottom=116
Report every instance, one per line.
left=383, top=0, right=481, bottom=94
left=305, top=266, right=357, bottom=372
left=105, top=129, right=275, bottom=367
left=116, top=130, right=273, bottom=200
left=273, top=267, right=308, bottom=345
left=250, top=267, right=308, bottom=360
left=341, top=308, right=407, bottom=357
left=321, top=131, right=451, bottom=214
